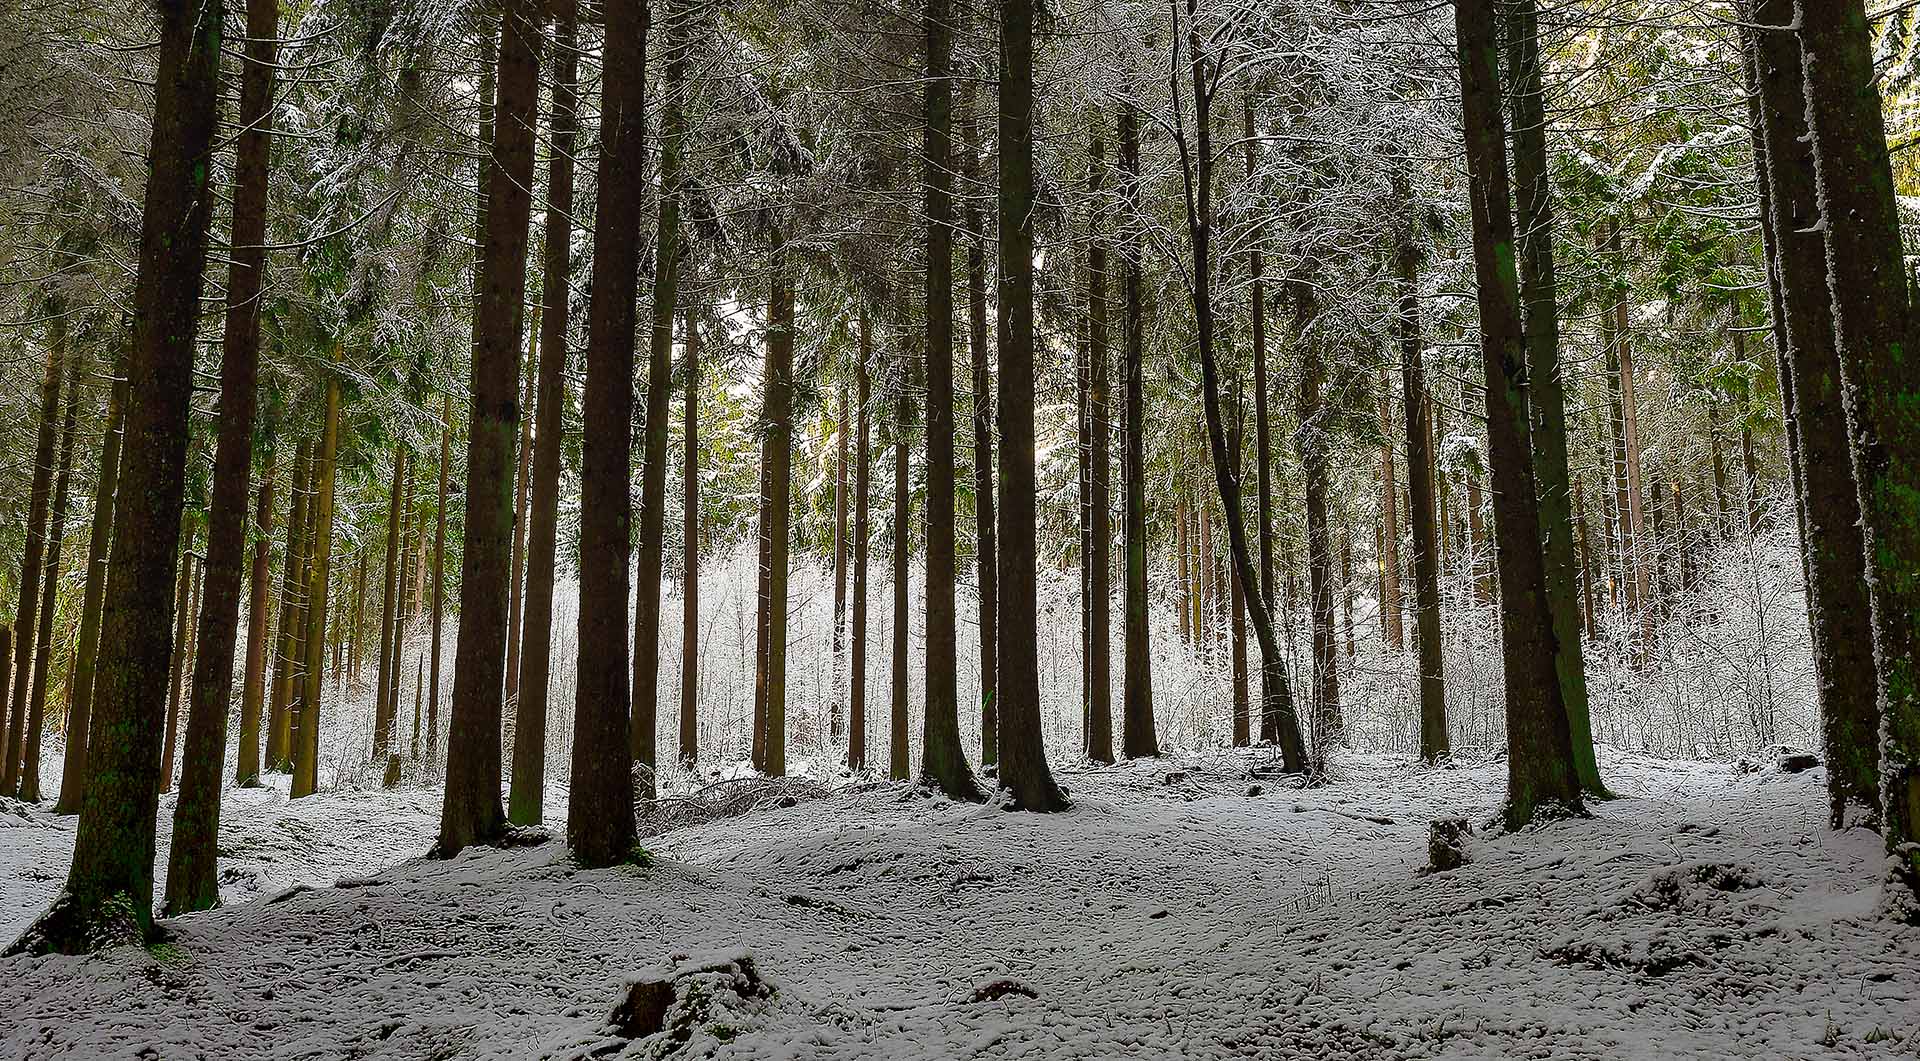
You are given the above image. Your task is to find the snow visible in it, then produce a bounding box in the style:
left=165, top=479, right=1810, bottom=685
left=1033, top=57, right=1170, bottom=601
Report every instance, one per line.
left=4, top=748, right=1916, bottom=1059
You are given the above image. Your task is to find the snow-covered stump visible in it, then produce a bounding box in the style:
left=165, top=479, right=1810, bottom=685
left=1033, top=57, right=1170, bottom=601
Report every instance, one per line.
left=1426, top=817, right=1471, bottom=873
left=607, top=949, right=775, bottom=1049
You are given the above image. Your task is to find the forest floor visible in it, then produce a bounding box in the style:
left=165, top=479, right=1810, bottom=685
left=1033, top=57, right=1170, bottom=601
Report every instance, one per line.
left=1, top=749, right=1915, bottom=1059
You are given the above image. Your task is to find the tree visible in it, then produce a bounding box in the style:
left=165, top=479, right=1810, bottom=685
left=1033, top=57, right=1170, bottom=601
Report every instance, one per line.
left=17, top=352, right=81, bottom=799
left=374, top=446, right=406, bottom=765
left=1118, top=103, right=1156, bottom=761
left=994, top=0, right=1065, bottom=810
left=1452, top=0, right=1582, bottom=830
left=440, top=1, right=543, bottom=857
left=680, top=298, right=701, bottom=765
left=850, top=309, right=873, bottom=772
left=510, top=0, right=578, bottom=826
left=965, top=93, right=998, bottom=770
left=294, top=366, right=340, bottom=800
left=1394, top=222, right=1447, bottom=762
left=571, top=0, right=645, bottom=868
left=919, top=0, right=982, bottom=800
left=1795, top=0, right=1920, bottom=906
left=1084, top=125, right=1114, bottom=766
left=9, top=0, right=227, bottom=954
left=634, top=0, right=693, bottom=791
left=162, top=0, right=279, bottom=910
left=3, top=342, right=62, bottom=791
left=1744, top=0, right=1878, bottom=827
left=54, top=359, right=127, bottom=811
left=1504, top=0, right=1601, bottom=796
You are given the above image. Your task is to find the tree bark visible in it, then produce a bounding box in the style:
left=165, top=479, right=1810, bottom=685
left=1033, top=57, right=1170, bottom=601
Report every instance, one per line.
left=1506, top=0, right=1602, bottom=794
left=965, top=90, right=997, bottom=769
left=161, top=546, right=195, bottom=794
left=1396, top=235, right=1448, bottom=762
left=19, top=357, right=81, bottom=800
left=375, top=445, right=406, bottom=761
left=510, top=0, right=577, bottom=826
left=1454, top=0, right=1582, bottom=829
left=890, top=381, right=911, bottom=782
left=505, top=317, right=536, bottom=706
left=632, top=0, right=688, bottom=789
left=55, top=362, right=128, bottom=811
left=1085, top=125, right=1114, bottom=765
left=996, top=0, right=1066, bottom=808
left=3, top=341, right=63, bottom=792
left=920, top=0, right=981, bottom=799
left=294, top=372, right=340, bottom=799
left=680, top=298, right=701, bottom=765
left=1119, top=104, right=1155, bottom=760
left=10, top=0, right=224, bottom=955
left=1746, top=1, right=1879, bottom=825
left=850, top=313, right=873, bottom=772
left=1796, top=0, right=1920, bottom=897
left=162, top=0, right=277, bottom=902
left=427, top=399, right=449, bottom=762
left=268, top=441, right=310, bottom=770
left=441, top=0, right=542, bottom=857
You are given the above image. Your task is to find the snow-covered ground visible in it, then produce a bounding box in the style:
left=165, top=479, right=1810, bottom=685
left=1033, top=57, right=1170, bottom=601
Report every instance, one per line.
left=2, top=750, right=1915, bottom=1059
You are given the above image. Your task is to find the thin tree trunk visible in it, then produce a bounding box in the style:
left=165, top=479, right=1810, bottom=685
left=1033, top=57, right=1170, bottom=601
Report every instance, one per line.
left=1246, top=93, right=1276, bottom=613
left=161, top=547, right=195, bottom=793
left=3, top=342, right=63, bottom=792
left=55, top=363, right=128, bottom=811
left=680, top=297, right=701, bottom=765
left=890, top=387, right=911, bottom=782
left=510, top=0, right=576, bottom=826
left=1378, top=374, right=1403, bottom=652
left=427, top=399, right=450, bottom=762
left=1119, top=103, right=1155, bottom=760
left=505, top=314, right=536, bottom=705
left=1454, top=0, right=1582, bottom=829
left=294, top=373, right=339, bottom=799
left=632, top=0, right=688, bottom=789
left=1085, top=124, right=1114, bottom=765
left=1176, top=18, right=1306, bottom=770
left=832, top=376, right=848, bottom=745
left=268, top=442, right=310, bottom=770
left=375, top=446, right=406, bottom=761
left=850, top=314, right=873, bottom=772
left=965, top=88, right=998, bottom=769
left=764, top=240, right=794, bottom=779
left=19, top=361, right=81, bottom=800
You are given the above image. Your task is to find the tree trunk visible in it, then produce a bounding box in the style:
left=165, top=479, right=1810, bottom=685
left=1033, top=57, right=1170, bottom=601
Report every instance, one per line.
left=1299, top=315, right=1340, bottom=757
left=890, top=386, right=911, bottom=782
left=294, top=373, right=340, bottom=799
left=505, top=317, right=536, bottom=706
left=3, top=341, right=63, bottom=792
left=55, top=362, right=128, bottom=811
left=996, top=0, right=1065, bottom=808
left=1506, top=0, right=1602, bottom=795
left=569, top=0, right=642, bottom=867
left=1177, top=12, right=1305, bottom=770
left=441, top=0, right=542, bottom=857
left=162, top=0, right=277, bottom=900
left=375, top=446, right=405, bottom=761
left=1378, top=375, right=1403, bottom=653
left=832, top=376, right=848, bottom=745
left=919, top=0, right=980, bottom=799
left=161, top=546, right=195, bottom=794
left=1396, top=237, right=1448, bottom=762
left=680, top=298, right=701, bottom=765
left=1454, top=0, right=1583, bottom=829
left=10, top=0, right=225, bottom=955
left=427, top=399, right=450, bottom=762
left=850, top=314, right=873, bottom=772
left=633, top=0, right=688, bottom=789
left=268, top=442, right=310, bottom=770
left=1119, top=103, right=1156, bottom=760
left=510, top=0, right=577, bottom=826
left=1746, top=2, right=1879, bottom=825
left=764, top=240, right=794, bottom=779
left=1245, top=93, right=1276, bottom=612
left=19, top=359, right=82, bottom=800
left=965, top=90, right=998, bottom=769
left=1085, top=125, right=1115, bottom=765
left=1797, top=0, right=1920, bottom=896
